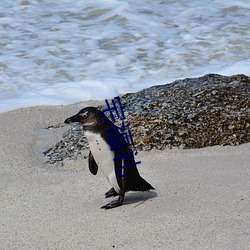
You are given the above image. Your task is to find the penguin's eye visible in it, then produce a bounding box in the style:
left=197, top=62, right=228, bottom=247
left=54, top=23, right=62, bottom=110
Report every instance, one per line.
left=79, top=112, right=88, bottom=119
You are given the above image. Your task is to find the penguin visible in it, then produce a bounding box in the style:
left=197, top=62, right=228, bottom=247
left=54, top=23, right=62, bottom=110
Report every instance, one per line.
left=65, top=107, right=154, bottom=209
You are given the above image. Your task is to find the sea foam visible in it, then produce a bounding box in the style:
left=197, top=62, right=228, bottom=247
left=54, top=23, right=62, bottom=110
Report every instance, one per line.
left=0, top=0, right=249, bottom=112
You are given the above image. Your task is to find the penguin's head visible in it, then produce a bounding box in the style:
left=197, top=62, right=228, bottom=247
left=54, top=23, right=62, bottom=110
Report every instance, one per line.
left=65, top=107, right=104, bottom=128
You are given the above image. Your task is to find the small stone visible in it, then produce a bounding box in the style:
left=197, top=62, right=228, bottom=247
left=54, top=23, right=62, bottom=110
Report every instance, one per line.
left=178, top=130, right=187, bottom=136
left=143, top=138, right=153, bottom=143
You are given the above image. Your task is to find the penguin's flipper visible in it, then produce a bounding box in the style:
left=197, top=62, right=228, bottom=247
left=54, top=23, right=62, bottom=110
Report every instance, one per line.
left=105, top=187, right=118, bottom=198
left=88, top=151, right=98, bottom=175
left=101, top=196, right=124, bottom=209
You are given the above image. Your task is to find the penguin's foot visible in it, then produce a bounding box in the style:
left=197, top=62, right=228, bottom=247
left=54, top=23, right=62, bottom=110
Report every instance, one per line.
left=101, top=196, right=124, bottom=209
left=105, top=187, right=118, bottom=198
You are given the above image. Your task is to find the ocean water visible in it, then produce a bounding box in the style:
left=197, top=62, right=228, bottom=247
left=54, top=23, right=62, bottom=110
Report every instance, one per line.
left=0, top=0, right=250, bottom=112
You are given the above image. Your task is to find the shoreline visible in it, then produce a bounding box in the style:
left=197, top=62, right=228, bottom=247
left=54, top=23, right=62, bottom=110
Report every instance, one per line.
left=0, top=103, right=249, bottom=249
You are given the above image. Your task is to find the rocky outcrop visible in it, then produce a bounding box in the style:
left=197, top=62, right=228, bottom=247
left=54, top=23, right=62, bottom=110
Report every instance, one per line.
left=44, top=74, right=250, bottom=163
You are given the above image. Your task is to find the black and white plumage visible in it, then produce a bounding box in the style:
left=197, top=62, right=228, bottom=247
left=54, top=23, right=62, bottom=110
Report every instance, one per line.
left=65, top=107, right=154, bottom=209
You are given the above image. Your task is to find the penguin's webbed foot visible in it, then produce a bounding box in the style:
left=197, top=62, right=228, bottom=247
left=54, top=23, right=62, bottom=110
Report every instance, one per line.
left=101, top=196, right=124, bottom=209
left=105, top=187, right=118, bottom=198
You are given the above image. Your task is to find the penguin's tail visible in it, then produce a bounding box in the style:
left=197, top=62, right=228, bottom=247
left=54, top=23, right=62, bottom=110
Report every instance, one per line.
left=132, top=176, right=154, bottom=192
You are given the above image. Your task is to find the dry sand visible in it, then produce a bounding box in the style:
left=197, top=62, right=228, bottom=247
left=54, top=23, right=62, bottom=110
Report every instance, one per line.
left=0, top=103, right=249, bottom=249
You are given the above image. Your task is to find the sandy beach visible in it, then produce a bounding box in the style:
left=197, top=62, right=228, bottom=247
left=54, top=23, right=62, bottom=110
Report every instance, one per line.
left=0, top=103, right=249, bottom=249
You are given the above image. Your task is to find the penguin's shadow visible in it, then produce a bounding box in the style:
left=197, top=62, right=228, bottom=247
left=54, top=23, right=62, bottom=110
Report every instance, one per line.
left=123, top=191, right=157, bottom=208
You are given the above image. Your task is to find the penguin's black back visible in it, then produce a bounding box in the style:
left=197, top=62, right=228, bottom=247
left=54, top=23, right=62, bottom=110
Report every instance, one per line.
left=115, top=141, right=154, bottom=192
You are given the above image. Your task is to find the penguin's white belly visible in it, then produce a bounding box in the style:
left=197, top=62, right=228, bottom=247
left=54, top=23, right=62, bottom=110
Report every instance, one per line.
left=85, top=131, right=120, bottom=193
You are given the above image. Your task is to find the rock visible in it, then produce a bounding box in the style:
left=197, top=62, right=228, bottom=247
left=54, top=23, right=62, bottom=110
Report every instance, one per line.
left=43, top=74, right=250, bottom=164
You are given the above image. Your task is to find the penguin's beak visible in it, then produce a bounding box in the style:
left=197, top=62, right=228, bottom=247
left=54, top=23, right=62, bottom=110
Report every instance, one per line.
left=64, top=114, right=81, bottom=124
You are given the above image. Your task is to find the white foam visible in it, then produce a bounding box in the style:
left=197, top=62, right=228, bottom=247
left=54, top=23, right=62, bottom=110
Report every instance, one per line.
left=0, top=0, right=250, bottom=112
left=218, top=60, right=250, bottom=76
